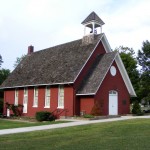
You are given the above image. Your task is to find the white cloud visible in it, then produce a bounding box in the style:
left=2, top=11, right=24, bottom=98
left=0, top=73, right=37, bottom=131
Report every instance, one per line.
left=0, top=0, right=150, bottom=70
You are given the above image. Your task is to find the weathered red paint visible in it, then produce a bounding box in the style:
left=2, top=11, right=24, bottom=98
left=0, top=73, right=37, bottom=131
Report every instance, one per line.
left=3, top=41, right=131, bottom=118
left=4, top=85, right=74, bottom=118
left=74, top=41, right=106, bottom=90
left=95, top=61, right=130, bottom=115
left=80, top=97, right=94, bottom=115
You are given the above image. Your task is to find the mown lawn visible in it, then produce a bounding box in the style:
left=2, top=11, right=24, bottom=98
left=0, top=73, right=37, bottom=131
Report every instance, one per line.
left=0, top=119, right=150, bottom=150
left=0, top=119, right=68, bottom=129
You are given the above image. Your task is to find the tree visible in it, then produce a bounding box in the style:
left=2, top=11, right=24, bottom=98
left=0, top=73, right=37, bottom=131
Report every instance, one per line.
left=137, top=40, right=150, bottom=72
left=0, top=55, right=3, bottom=68
left=0, top=69, right=10, bottom=98
left=0, top=69, right=10, bottom=85
left=137, top=40, right=150, bottom=104
left=115, top=46, right=140, bottom=102
left=13, top=54, right=26, bottom=68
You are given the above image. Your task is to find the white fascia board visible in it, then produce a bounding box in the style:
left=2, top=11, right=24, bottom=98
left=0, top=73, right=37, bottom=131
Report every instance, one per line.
left=101, top=34, right=112, bottom=53
left=0, top=82, right=73, bottom=89
left=115, top=53, right=137, bottom=97
left=76, top=93, right=95, bottom=96
left=94, top=53, right=118, bottom=94
left=73, top=33, right=104, bottom=83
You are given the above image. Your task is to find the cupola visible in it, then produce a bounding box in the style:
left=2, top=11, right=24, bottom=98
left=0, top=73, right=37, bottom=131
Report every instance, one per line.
left=81, top=11, right=105, bottom=45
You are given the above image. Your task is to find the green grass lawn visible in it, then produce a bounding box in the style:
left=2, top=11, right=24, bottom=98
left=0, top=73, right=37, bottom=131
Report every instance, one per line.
left=0, top=119, right=150, bottom=150
left=0, top=119, right=68, bottom=129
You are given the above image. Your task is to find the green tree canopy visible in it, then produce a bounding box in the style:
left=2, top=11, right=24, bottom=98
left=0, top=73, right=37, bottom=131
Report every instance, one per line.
left=0, top=69, right=10, bottom=98
left=0, top=69, right=10, bottom=85
left=115, top=46, right=140, bottom=102
left=0, top=54, right=3, bottom=68
left=13, top=54, right=26, bottom=68
left=137, top=40, right=150, bottom=103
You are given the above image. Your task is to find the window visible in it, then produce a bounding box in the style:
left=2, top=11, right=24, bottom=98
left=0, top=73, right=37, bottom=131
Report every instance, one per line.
left=23, top=87, right=28, bottom=113
left=109, top=90, right=117, bottom=95
left=14, top=89, right=18, bottom=106
left=45, top=86, right=50, bottom=108
left=33, top=87, right=38, bottom=107
left=58, top=85, right=64, bottom=108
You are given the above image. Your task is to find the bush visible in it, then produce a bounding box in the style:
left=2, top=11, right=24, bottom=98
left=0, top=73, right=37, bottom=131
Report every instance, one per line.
left=132, top=101, right=143, bottom=116
left=83, top=114, right=94, bottom=118
left=91, top=101, right=102, bottom=116
left=35, top=111, right=55, bottom=122
left=5, top=102, right=23, bottom=116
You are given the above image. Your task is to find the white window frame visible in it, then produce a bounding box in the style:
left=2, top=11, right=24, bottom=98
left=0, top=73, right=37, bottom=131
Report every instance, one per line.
left=58, top=85, right=64, bottom=109
left=14, top=89, right=18, bottom=106
left=44, top=86, right=50, bottom=108
left=33, top=87, right=38, bottom=107
left=23, top=87, right=28, bottom=113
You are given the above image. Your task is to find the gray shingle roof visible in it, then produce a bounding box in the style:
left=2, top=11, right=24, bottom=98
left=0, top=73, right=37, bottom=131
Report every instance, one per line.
left=1, top=34, right=103, bottom=88
left=77, top=51, right=117, bottom=95
left=81, top=11, right=105, bottom=25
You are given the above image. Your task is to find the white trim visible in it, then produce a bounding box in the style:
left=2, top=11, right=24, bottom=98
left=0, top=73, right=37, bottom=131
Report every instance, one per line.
left=0, top=82, right=73, bottom=89
left=14, top=89, right=18, bottom=106
left=44, top=106, right=50, bottom=108
left=58, top=85, right=64, bottom=109
left=74, top=33, right=104, bottom=83
left=101, top=34, right=112, bottom=53
left=76, top=93, right=95, bottom=96
left=23, top=87, right=28, bottom=113
left=45, top=86, right=50, bottom=108
left=95, top=53, right=117, bottom=94
left=115, top=54, right=136, bottom=97
left=33, top=87, right=38, bottom=107
left=109, top=90, right=118, bottom=115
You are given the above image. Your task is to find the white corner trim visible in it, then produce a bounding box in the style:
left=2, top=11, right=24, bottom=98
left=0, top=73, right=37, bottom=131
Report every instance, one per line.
left=115, top=53, right=136, bottom=97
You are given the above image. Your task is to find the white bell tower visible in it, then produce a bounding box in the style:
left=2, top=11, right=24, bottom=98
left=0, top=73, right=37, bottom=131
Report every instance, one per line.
left=81, top=11, right=105, bottom=45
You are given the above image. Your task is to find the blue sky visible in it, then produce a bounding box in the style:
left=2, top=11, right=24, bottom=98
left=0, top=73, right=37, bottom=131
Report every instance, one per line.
left=0, top=0, right=150, bottom=71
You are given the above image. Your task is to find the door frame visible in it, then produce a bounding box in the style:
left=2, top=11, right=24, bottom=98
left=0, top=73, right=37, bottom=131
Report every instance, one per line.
left=109, top=90, right=118, bottom=115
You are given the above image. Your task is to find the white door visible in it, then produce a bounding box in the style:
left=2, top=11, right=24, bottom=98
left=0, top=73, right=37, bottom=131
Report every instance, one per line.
left=109, top=90, right=118, bottom=115
left=23, top=88, right=28, bottom=113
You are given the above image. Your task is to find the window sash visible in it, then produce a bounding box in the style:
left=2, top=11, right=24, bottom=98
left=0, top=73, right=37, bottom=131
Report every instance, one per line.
left=15, top=89, right=18, bottom=106
left=58, top=85, right=64, bottom=108
left=33, top=87, right=38, bottom=107
left=45, top=86, right=50, bottom=107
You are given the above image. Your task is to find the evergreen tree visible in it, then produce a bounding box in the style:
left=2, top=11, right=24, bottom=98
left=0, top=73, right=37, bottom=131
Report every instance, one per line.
left=0, top=55, right=3, bottom=68
left=137, top=40, right=150, bottom=104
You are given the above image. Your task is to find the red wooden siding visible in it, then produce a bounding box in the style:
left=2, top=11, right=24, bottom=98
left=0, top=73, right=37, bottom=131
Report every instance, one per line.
left=74, top=41, right=106, bottom=90
left=3, top=85, right=74, bottom=117
left=80, top=97, right=94, bottom=115
left=95, top=61, right=130, bottom=115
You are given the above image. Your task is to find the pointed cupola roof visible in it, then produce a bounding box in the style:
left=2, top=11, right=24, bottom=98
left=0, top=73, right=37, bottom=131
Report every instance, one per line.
left=81, top=11, right=105, bottom=26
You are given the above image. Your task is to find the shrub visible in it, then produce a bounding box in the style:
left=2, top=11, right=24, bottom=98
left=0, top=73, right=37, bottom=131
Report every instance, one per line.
left=83, top=114, right=94, bottom=118
left=132, top=101, right=143, bottom=116
left=35, top=111, right=55, bottom=122
left=91, top=101, right=102, bottom=116
left=5, top=102, right=23, bottom=116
